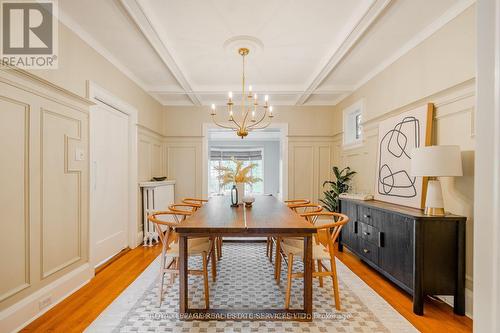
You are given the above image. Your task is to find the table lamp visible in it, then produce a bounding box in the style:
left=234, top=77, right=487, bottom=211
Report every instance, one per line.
left=411, top=145, right=463, bottom=216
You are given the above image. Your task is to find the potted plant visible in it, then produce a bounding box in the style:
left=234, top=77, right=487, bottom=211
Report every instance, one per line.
left=215, top=159, right=262, bottom=204
left=320, top=166, right=356, bottom=212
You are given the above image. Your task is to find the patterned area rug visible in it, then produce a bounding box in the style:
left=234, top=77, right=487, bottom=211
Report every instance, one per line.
left=86, top=243, right=417, bottom=332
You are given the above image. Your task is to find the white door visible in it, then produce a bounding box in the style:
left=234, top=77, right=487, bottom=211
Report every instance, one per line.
left=91, top=103, right=129, bottom=267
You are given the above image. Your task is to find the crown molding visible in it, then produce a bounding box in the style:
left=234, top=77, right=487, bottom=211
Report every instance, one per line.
left=352, top=0, right=476, bottom=92
left=57, top=7, right=164, bottom=106
left=295, top=0, right=393, bottom=106
left=119, top=0, right=202, bottom=106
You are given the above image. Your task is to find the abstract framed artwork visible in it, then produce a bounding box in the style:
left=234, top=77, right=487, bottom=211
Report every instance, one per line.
left=374, top=103, right=434, bottom=208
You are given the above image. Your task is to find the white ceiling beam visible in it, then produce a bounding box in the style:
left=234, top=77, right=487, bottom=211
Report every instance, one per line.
left=148, top=89, right=350, bottom=95
left=119, top=0, right=202, bottom=106
left=295, top=0, right=393, bottom=106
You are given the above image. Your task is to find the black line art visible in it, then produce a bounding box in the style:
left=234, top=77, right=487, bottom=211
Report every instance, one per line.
left=378, top=116, right=420, bottom=198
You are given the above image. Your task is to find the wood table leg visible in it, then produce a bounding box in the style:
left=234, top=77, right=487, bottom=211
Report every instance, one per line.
left=303, top=235, right=313, bottom=318
left=179, top=235, right=188, bottom=316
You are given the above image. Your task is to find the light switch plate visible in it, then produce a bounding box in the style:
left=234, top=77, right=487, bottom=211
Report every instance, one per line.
left=75, top=148, right=85, bottom=161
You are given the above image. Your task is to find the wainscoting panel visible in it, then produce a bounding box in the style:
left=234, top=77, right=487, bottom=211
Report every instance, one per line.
left=165, top=140, right=202, bottom=202
left=0, top=67, right=93, bottom=332
left=290, top=145, right=314, bottom=201
left=138, top=139, right=151, bottom=182
left=40, top=105, right=86, bottom=279
left=288, top=138, right=335, bottom=204
left=317, top=145, right=333, bottom=201
left=0, top=95, right=30, bottom=302
left=138, top=127, right=164, bottom=182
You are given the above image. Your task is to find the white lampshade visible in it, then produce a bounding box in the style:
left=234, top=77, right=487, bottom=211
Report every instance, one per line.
left=411, top=145, right=463, bottom=177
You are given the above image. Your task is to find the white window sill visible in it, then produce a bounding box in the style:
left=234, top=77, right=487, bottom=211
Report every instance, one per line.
left=342, top=140, right=364, bottom=151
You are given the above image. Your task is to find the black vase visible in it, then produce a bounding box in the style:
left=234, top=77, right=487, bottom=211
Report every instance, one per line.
left=230, top=185, right=239, bottom=207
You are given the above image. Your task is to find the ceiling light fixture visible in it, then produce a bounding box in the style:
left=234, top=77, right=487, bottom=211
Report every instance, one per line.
left=210, top=48, right=273, bottom=138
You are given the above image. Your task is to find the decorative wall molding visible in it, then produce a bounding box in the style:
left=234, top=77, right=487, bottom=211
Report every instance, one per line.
left=0, top=66, right=92, bottom=332
left=0, top=65, right=94, bottom=110
left=353, top=0, right=476, bottom=91
left=361, top=79, right=475, bottom=129
left=0, top=96, right=31, bottom=303
left=137, top=124, right=164, bottom=139
left=40, top=109, right=84, bottom=280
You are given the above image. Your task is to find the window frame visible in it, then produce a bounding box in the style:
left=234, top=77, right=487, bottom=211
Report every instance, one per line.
left=343, top=100, right=364, bottom=149
left=208, top=147, right=265, bottom=196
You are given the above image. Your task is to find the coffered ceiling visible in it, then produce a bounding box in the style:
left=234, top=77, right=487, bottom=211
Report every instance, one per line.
left=59, top=0, right=474, bottom=106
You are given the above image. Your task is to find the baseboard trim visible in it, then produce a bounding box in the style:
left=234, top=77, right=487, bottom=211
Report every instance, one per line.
left=95, top=248, right=131, bottom=275
left=137, top=231, right=144, bottom=245
left=0, top=264, right=93, bottom=333
left=437, top=288, right=473, bottom=318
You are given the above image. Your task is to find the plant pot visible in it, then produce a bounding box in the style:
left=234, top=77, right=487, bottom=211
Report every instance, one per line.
left=235, top=183, right=245, bottom=204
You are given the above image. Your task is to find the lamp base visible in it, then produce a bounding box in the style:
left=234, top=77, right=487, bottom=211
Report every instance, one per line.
left=423, top=179, right=446, bottom=216
left=424, top=206, right=445, bottom=216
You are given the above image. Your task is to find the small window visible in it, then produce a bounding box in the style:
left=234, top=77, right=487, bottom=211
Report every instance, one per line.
left=343, top=100, right=364, bottom=147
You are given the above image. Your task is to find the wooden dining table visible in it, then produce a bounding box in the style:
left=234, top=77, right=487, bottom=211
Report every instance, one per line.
left=173, top=195, right=317, bottom=321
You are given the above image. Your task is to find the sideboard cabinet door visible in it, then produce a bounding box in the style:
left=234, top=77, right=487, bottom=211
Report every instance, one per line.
left=340, top=201, right=359, bottom=253
left=379, top=215, right=414, bottom=289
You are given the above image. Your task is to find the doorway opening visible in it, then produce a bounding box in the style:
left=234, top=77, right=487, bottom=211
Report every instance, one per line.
left=202, top=124, right=288, bottom=200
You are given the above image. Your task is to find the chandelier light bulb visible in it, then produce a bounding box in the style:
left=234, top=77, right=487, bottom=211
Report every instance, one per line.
left=249, top=85, right=252, bottom=92
left=228, top=91, right=233, bottom=99
left=265, top=95, right=269, bottom=102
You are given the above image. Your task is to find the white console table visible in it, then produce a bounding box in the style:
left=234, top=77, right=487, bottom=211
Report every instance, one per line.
left=139, top=180, right=175, bottom=246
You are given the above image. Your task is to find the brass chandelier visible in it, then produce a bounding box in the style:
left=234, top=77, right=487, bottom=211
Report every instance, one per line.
left=210, top=47, right=273, bottom=138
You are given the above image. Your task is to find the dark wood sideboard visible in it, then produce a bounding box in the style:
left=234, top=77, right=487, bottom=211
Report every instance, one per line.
left=338, top=198, right=466, bottom=315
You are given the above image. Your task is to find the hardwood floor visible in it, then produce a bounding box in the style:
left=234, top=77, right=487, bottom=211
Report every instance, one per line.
left=21, top=243, right=472, bottom=332
left=335, top=248, right=472, bottom=333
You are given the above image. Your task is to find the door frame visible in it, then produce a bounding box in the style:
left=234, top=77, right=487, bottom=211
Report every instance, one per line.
left=87, top=81, right=139, bottom=268
left=475, top=0, right=500, bottom=330
left=201, top=122, right=288, bottom=200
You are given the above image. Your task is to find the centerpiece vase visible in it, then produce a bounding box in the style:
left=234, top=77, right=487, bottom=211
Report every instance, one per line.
left=235, top=182, right=245, bottom=204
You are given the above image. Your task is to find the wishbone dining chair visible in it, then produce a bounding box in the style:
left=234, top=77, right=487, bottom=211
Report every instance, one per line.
left=148, top=210, right=214, bottom=308
left=169, top=203, right=217, bottom=282
left=284, top=199, right=311, bottom=206
left=266, top=199, right=312, bottom=261
left=274, top=203, right=323, bottom=283
left=281, top=212, right=349, bottom=310
left=182, top=198, right=224, bottom=262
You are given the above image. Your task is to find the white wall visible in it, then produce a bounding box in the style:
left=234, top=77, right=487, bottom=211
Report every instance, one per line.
left=333, top=5, right=475, bottom=316
left=209, top=140, right=281, bottom=196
